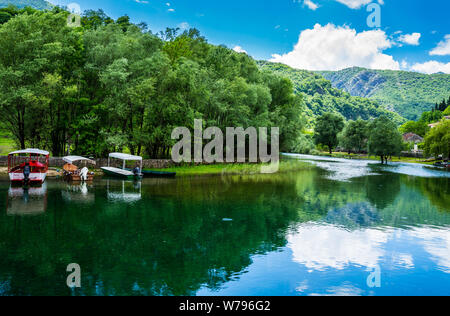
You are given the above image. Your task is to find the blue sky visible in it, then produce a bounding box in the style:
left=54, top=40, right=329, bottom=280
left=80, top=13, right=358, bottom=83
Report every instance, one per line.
left=49, top=0, right=450, bottom=73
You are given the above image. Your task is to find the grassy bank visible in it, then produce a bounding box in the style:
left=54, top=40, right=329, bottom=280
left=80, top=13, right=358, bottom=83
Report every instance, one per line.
left=153, top=160, right=312, bottom=176
left=0, top=132, right=15, bottom=156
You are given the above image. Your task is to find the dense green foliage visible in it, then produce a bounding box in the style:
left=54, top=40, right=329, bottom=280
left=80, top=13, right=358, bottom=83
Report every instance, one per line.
left=368, top=116, right=404, bottom=164
left=339, top=119, right=369, bottom=153
left=319, top=67, right=450, bottom=121
left=423, top=120, right=450, bottom=159
left=258, top=62, right=405, bottom=125
left=433, top=97, right=450, bottom=112
left=399, top=120, right=429, bottom=137
left=0, top=0, right=51, bottom=10
left=314, top=113, right=345, bottom=154
left=399, top=101, right=448, bottom=137
left=0, top=8, right=304, bottom=157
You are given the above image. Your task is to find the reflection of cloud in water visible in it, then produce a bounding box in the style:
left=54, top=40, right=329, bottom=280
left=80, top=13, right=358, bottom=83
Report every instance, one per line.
left=288, top=223, right=388, bottom=271
left=410, top=227, right=450, bottom=273
left=392, top=253, right=414, bottom=270
left=288, top=223, right=450, bottom=274
left=309, top=282, right=364, bottom=296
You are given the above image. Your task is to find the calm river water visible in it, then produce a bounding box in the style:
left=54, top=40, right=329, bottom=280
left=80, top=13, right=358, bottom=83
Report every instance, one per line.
left=0, top=155, right=449, bottom=296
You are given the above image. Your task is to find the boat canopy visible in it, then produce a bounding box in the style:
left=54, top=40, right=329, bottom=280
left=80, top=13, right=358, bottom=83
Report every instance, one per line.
left=63, top=156, right=96, bottom=165
left=9, top=149, right=49, bottom=156
left=109, top=153, right=142, bottom=161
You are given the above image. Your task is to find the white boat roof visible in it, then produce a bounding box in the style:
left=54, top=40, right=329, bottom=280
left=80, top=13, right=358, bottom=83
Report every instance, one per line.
left=109, top=153, right=142, bottom=161
left=63, top=156, right=96, bottom=165
left=9, top=148, right=49, bottom=156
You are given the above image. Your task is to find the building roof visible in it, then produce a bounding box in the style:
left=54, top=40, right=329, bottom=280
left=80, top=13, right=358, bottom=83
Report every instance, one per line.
left=403, top=133, right=424, bottom=143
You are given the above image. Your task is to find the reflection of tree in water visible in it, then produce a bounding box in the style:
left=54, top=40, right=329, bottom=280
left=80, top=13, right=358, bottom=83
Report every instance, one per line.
left=0, top=175, right=306, bottom=296
left=324, top=202, right=381, bottom=228
left=418, top=177, right=450, bottom=212
left=365, top=173, right=401, bottom=210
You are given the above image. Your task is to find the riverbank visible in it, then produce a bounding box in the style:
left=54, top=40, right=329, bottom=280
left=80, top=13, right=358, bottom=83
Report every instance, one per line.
left=0, top=160, right=312, bottom=178
left=150, top=160, right=312, bottom=176
left=314, top=152, right=436, bottom=165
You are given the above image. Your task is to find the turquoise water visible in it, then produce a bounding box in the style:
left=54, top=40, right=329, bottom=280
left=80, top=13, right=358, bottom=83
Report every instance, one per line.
left=0, top=156, right=449, bottom=296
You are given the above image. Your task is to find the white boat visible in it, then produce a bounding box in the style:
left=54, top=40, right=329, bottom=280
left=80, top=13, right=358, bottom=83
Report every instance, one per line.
left=8, top=149, right=50, bottom=185
left=101, top=153, right=143, bottom=179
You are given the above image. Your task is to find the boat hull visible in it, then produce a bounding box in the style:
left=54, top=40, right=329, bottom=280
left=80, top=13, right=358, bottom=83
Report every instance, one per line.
left=125, top=168, right=176, bottom=178
left=64, top=174, right=95, bottom=182
left=101, top=167, right=137, bottom=179
left=142, top=170, right=176, bottom=178
left=9, top=172, right=47, bottom=184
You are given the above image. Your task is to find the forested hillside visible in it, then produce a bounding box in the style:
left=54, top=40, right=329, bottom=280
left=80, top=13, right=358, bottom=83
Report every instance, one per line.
left=0, top=0, right=52, bottom=10
left=318, top=67, right=450, bottom=121
left=0, top=7, right=305, bottom=157
left=258, top=62, right=405, bottom=125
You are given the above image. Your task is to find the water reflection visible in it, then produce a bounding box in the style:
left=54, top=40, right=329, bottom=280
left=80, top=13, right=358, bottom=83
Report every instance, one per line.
left=106, top=180, right=142, bottom=203
left=0, top=156, right=449, bottom=296
left=6, top=183, right=48, bottom=216
left=61, top=183, right=95, bottom=203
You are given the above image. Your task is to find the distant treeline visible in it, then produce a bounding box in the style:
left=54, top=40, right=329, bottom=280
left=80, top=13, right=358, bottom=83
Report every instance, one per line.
left=0, top=6, right=304, bottom=157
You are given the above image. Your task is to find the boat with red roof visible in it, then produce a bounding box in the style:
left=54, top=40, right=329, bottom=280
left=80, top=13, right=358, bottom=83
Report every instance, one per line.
left=8, top=149, right=50, bottom=185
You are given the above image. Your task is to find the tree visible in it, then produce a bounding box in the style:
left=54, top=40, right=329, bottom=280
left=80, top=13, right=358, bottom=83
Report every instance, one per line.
left=339, top=119, right=369, bottom=153
left=399, top=120, right=429, bottom=137
left=0, top=11, right=11, bottom=24
left=420, top=110, right=443, bottom=124
left=0, top=10, right=82, bottom=150
left=423, top=120, right=450, bottom=160
left=367, top=116, right=403, bottom=164
left=314, top=113, right=345, bottom=154
left=443, top=106, right=450, bottom=116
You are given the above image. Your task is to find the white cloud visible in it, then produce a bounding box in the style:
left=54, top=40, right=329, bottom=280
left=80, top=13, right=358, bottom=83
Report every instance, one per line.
left=430, top=35, right=450, bottom=56
left=270, top=23, right=400, bottom=71
left=288, top=223, right=389, bottom=271
left=178, top=22, right=190, bottom=30
left=335, top=0, right=384, bottom=9
left=398, top=33, right=421, bottom=46
left=410, top=61, right=450, bottom=74
left=303, top=0, right=319, bottom=10
left=233, top=46, right=248, bottom=54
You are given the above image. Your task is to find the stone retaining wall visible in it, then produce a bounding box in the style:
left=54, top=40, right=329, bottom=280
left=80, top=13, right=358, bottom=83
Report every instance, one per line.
left=0, top=156, right=175, bottom=169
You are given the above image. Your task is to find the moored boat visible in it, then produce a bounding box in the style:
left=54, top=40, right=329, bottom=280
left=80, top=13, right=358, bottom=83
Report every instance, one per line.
left=101, top=153, right=143, bottom=179
left=62, top=156, right=96, bottom=182
left=141, top=169, right=177, bottom=178
left=125, top=168, right=177, bottom=178
left=8, top=149, right=49, bottom=185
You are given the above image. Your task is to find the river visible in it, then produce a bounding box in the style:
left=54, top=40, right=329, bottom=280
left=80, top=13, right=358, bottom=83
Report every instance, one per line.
left=0, top=155, right=449, bottom=296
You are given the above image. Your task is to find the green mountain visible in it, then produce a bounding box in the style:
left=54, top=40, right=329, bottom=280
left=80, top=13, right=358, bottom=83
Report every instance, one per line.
left=318, top=67, right=450, bottom=121
left=0, top=0, right=52, bottom=10
left=258, top=61, right=405, bottom=125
